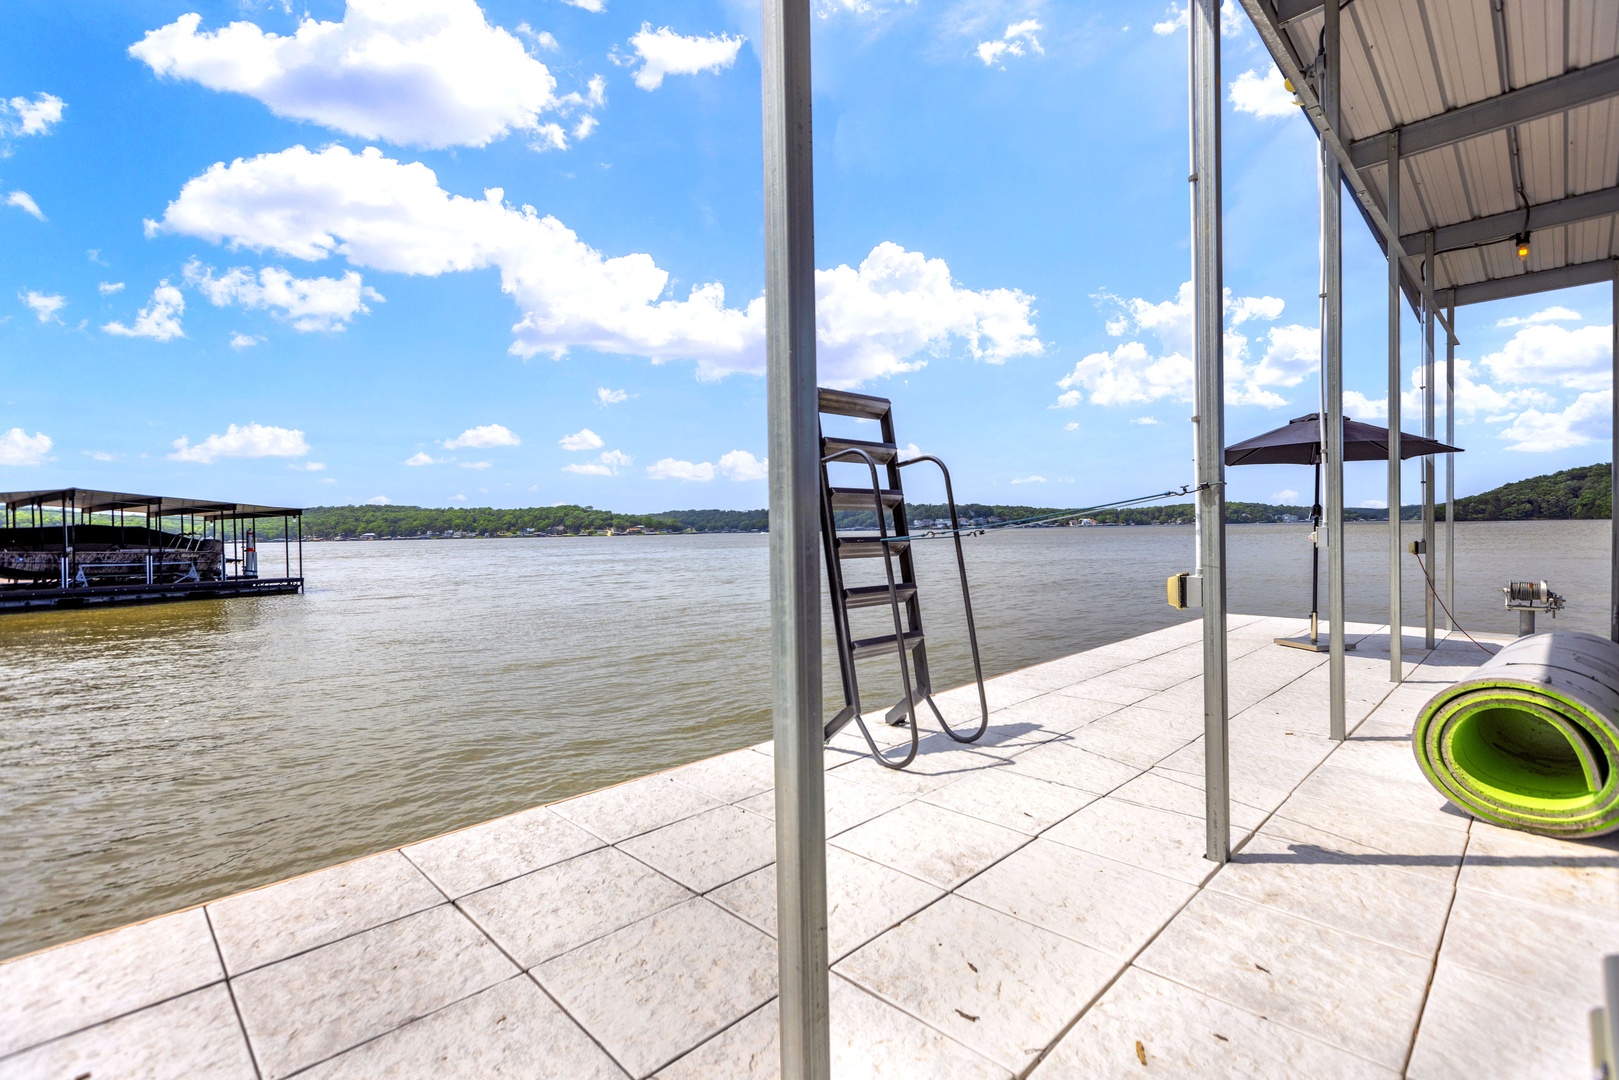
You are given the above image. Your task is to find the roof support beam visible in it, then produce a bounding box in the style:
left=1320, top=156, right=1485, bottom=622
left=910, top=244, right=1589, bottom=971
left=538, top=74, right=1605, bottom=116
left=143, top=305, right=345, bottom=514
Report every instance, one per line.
left=1273, top=0, right=1319, bottom=26
left=1439, top=258, right=1619, bottom=306
left=1235, top=0, right=1455, bottom=341
left=1405, top=185, right=1619, bottom=256
left=1347, top=57, right=1619, bottom=171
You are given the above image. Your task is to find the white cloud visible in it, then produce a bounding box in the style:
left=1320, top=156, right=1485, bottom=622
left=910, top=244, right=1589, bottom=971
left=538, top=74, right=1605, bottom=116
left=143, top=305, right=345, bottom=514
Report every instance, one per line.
left=1496, top=306, right=1581, bottom=328
left=1131, top=416, right=1159, bottom=425
left=562, top=0, right=605, bottom=11
left=0, top=428, right=52, bottom=466
left=368, top=495, right=392, bottom=505
left=1057, top=282, right=1310, bottom=409
left=1480, top=321, right=1614, bottom=390
left=0, top=93, right=65, bottom=137
left=184, top=259, right=382, bottom=331
left=229, top=331, right=265, bottom=349
left=98, top=281, right=125, bottom=296
left=1010, top=474, right=1046, bottom=484
left=404, top=451, right=438, bottom=466
left=1064, top=421, right=1079, bottom=431
left=84, top=450, right=117, bottom=462
left=898, top=441, right=923, bottom=461
left=1271, top=489, right=1299, bottom=503
left=169, top=422, right=310, bottom=463
left=129, top=2, right=587, bottom=150
left=559, top=427, right=604, bottom=451
left=1153, top=1, right=1243, bottom=36
left=647, top=457, right=715, bottom=481
left=444, top=423, right=519, bottom=449
left=627, top=24, right=745, bottom=91
left=290, top=461, right=326, bottom=471
left=459, top=460, right=491, bottom=469
left=1229, top=67, right=1294, bottom=119
left=1359, top=499, right=1388, bottom=510
left=6, top=191, right=43, bottom=220
left=718, top=449, right=767, bottom=481
left=102, top=282, right=185, bottom=341
left=151, top=146, right=1042, bottom=387
left=563, top=448, right=630, bottom=476
left=20, top=290, right=65, bottom=324
left=976, top=20, right=1043, bottom=67
left=514, top=22, right=559, bottom=50
left=597, top=387, right=628, bottom=405
left=1499, top=390, right=1612, bottom=452
left=1343, top=390, right=1387, bottom=420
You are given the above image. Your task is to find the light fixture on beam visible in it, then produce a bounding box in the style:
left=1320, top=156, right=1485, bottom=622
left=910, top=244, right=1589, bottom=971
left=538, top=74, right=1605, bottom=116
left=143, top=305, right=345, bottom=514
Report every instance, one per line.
left=1514, top=232, right=1531, bottom=260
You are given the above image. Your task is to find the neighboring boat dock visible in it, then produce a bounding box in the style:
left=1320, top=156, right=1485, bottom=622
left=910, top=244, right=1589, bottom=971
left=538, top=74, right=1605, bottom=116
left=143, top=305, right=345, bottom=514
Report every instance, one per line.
left=0, top=488, right=303, bottom=613
left=1, top=616, right=1615, bottom=1078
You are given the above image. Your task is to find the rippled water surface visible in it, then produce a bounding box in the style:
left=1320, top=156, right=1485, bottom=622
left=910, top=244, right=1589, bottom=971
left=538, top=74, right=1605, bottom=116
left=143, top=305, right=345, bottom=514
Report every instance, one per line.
left=1, top=520, right=1607, bottom=957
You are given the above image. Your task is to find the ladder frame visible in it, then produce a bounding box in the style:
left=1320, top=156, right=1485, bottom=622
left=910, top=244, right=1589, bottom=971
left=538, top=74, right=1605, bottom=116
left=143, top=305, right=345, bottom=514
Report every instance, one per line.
left=818, top=388, right=989, bottom=769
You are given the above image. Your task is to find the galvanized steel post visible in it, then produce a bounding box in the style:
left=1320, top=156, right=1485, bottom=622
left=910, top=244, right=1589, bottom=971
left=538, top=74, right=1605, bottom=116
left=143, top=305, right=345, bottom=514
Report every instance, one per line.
left=1322, top=0, right=1346, bottom=742
left=761, top=0, right=831, bottom=1074
left=1387, top=131, right=1403, bottom=680
left=1423, top=231, right=1437, bottom=650
left=1445, top=301, right=1456, bottom=630
left=1190, top=0, right=1230, bottom=863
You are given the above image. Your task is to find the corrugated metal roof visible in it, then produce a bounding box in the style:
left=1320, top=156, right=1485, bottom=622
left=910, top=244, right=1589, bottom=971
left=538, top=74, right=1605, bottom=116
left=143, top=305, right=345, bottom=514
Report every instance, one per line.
left=0, top=488, right=302, bottom=518
left=1257, top=0, right=1619, bottom=305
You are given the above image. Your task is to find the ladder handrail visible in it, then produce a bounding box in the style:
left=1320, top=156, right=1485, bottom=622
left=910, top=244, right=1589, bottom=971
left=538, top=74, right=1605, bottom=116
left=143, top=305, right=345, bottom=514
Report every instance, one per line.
left=822, top=446, right=920, bottom=769
left=898, top=454, right=990, bottom=742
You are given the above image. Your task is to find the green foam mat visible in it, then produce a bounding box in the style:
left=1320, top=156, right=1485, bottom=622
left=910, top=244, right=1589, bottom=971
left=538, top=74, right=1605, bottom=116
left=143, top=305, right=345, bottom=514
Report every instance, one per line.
left=1413, top=631, right=1619, bottom=838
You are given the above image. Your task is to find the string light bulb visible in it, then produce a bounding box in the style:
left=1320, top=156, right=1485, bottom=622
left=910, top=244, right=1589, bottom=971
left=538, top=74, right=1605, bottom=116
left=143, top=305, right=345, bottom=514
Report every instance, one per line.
left=1514, top=232, right=1531, bottom=260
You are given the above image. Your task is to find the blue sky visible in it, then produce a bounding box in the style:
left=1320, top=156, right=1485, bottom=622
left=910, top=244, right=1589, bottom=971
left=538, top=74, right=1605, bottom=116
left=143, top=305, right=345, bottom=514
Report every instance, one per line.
left=1, top=0, right=1611, bottom=512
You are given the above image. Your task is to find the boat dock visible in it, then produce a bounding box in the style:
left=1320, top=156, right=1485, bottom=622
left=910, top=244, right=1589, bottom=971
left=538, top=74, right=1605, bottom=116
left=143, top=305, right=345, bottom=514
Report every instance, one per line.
left=3, top=616, right=1616, bottom=1078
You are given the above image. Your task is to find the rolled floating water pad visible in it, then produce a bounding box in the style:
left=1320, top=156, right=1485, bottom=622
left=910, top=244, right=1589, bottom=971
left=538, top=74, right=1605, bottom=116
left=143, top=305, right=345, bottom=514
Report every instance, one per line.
left=1413, top=630, right=1619, bottom=838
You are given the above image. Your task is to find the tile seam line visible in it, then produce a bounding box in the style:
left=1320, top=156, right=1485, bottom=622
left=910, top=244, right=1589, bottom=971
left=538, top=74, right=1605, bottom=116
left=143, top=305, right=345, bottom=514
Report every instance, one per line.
left=0, top=978, right=230, bottom=1065
left=401, top=845, right=632, bottom=1079
left=1009, top=631, right=1400, bottom=1076
left=214, top=892, right=453, bottom=980
left=1096, top=625, right=1471, bottom=1072
left=832, top=722, right=1176, bottom=1077
left=1399, top=820, right=1473, bottom=1078
left=204, top=905, right=264, bottom=1080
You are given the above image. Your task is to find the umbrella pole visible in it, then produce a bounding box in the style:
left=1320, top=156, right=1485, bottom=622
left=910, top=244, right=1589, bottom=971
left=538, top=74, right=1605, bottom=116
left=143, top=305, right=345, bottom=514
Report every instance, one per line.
left=1311, top=457, right=1321, bottom=644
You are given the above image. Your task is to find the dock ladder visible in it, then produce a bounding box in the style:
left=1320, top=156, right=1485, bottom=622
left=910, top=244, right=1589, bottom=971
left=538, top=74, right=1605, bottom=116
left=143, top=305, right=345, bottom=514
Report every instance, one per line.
left=818, top=387, right=989, bottom=768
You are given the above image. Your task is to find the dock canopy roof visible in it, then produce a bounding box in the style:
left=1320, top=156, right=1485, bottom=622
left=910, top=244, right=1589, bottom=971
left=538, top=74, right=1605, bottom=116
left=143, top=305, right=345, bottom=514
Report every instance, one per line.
left=1246, top=0, right=1619, bottom=310
left=1225, top=413, right=1463, bottom=467
left=1, top=488, right=302, bottom=519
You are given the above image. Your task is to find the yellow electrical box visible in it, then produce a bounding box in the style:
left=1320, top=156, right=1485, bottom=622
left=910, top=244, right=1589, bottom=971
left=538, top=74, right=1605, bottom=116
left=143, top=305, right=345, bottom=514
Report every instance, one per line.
left=1167, top=571, right=1190, bottom=610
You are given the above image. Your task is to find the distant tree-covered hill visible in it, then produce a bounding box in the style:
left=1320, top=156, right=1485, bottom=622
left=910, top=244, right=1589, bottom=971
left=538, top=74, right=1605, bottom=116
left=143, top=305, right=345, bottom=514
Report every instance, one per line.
left=283, top=465, right=1613, bottom=538
left=1452, top=464, right=1610, bottom=521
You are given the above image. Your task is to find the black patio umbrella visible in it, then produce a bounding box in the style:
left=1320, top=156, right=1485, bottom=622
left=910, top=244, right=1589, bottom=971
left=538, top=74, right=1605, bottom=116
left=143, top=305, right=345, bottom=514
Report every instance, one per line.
left=1225, top=413, right=1463, bottom=650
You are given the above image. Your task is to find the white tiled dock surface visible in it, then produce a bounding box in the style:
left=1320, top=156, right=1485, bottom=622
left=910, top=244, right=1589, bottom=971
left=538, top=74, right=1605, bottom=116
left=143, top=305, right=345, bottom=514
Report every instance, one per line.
left=5, top=614, right=1618, bottom=1078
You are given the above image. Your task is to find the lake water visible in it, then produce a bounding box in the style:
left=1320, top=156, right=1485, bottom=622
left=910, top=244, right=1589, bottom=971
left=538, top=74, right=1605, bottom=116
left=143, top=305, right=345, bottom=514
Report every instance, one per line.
left=0, top=520, right=1608, bottom=958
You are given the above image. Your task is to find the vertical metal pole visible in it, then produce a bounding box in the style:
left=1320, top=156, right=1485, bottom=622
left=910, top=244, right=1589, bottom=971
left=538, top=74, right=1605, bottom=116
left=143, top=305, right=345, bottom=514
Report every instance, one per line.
left=1191, top=0, right=1230, bottom=864
left=1387, top=132, right=1404, bottom=680
left=761, top=0, right=830, bottom=1073
left=1445, top=300, right=1456, bottom=630
left=1423, top=232, right=1437, bottom=650
left=1322, top=0, right=1346, bottom=741
left=1612, top=263, right=1618, bottom=643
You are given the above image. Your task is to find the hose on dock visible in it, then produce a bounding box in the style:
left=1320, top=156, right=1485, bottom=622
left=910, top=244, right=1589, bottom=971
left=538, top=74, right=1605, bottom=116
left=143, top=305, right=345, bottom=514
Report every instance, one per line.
left=1414, top=630, right=1619, bottom=838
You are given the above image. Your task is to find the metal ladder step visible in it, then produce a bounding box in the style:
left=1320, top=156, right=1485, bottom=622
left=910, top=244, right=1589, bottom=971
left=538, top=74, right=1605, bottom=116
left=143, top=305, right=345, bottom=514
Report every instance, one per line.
left=836, top=536, right=909, bottom=558
left=828, top=486, right=904, bottom=511
left=822, top=435, right=898, bottom=464
left=844, top=583, right=917, bottom=609
left=818, top=388, right=891, bottom=420
left=850, top=630, right=925, bottom=660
